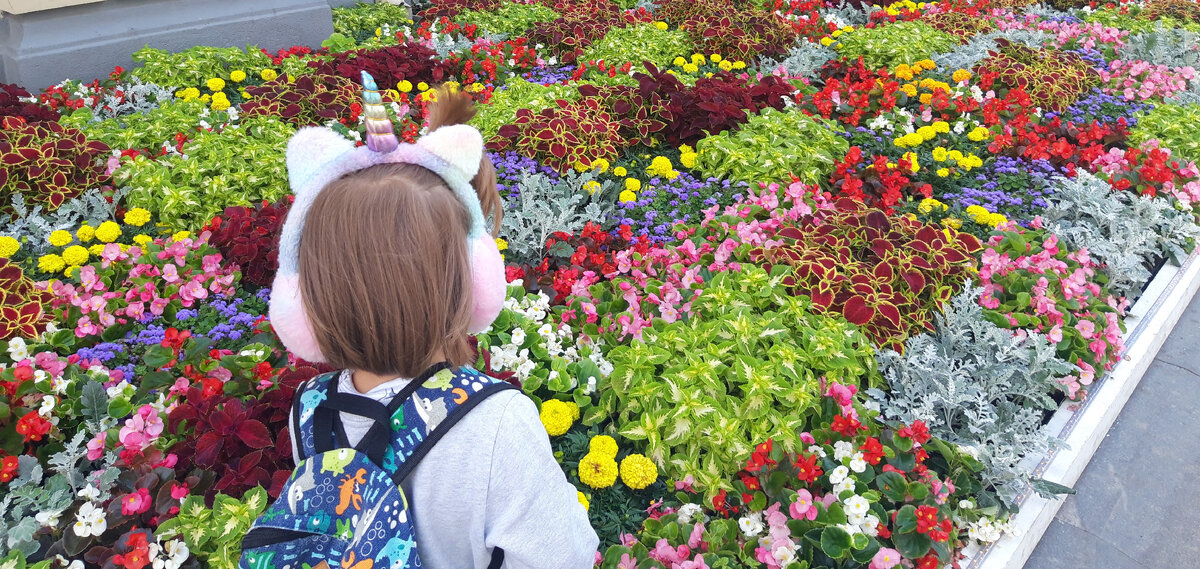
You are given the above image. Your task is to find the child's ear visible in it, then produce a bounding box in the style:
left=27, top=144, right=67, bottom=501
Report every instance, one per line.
left=287, top=127, right=358, bottom=196
left=416, top=124, right=484, bottom=179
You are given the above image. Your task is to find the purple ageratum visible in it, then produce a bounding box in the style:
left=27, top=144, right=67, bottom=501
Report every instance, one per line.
left=492, top=151, right=561, bottom=206
left=1044, top=87, right=1151, bottom=129
left=518, top=64, right=577, bottom=87
left=613, top=172, right=747, bottom=243
left=939, top=156, right=1065, bottom=223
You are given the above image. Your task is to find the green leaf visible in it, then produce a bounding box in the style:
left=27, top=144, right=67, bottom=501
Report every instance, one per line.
left=876, top=471, right=908, bottom=502
left=142, top=345, right=175, bottom=369
left=893, top=530, right=933, bottom=560
left=107, top=397, right=134, bottom=420
left=820, top=526, right=852, bottom=558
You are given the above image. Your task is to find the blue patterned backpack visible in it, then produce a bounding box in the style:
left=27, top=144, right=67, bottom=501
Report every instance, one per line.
left=239, top=363, right=514, bottom=569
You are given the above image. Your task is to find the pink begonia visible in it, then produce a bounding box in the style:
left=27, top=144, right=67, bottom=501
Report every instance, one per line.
left=687, top=522, right=705, bottom=550
left=150, top=297, right=170, bottom=316
left=179, top=279, right=209, bottom=306
left=871, top=548, right=903, bottom=569
left=119, top=405, right=164, bottom=452
left=675, top=476, right=696, bottom=492
left=162, top=263, right=181, bottom=284
left=35, top=351, right=67, bottom=377
left=799, top=432, right=815, bottom=444
left=617, top=554, right=637, bottom=569
left=121, top=487, right=152, bottom=516
left=790, top=489, right=818, bottom=521
left=620, top=533, right=638, bottom=547
left=87, top=432, right=106, bottom=461
left=649, top=539, right=690, bottom=565
left=170, top=483, right=189, bottom=500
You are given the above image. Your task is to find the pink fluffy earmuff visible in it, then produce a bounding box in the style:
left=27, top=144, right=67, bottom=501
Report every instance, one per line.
left=269, top=72, right=506, bottom=363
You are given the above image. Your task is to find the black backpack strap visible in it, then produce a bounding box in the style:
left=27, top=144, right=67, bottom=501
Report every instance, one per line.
left=390, top=380, right=517, bottom=484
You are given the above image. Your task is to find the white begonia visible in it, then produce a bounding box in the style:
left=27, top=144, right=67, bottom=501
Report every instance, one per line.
left=828, top=465, right=850, bottom=485
left=583, top=375, right=598, bottom=395
left=38, top=395, right=56, bottom=417
left=844, top=495, right=870, bottom=517
left=848, top=453, right=868, bottom=473
left=150, top=538, right=191, bottom=569
left=862, top=514, right=881, bottom=536
left=738, top=513, right=765, bottom=537
left=78, top=484, right=102, bottom=501
left=73, top=502, right=107, bottom=537
left=847, top=511, right=867, bottom=527
left=832, top=441, right=855, bottom=461
left=510, top=327, right=527, bottom=346
left=807, top=445, right=827, bottom=458
left=772, top=545, right=797, bottom=564
left=838, top=522, right=863, bottom=536
left=35, top=509, right=62, bottom=528
left=959, top=499, right=975, bottom=510
left=537, top=323, right=554, bottom=337
left=833, top=478, right=856, bottom=495
left=676, top=503, right=704, bottom=524
left=7, top=337, right=29, bottom=360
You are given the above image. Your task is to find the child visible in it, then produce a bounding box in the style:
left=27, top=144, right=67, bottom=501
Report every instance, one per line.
left=268, top=79, right=599, bottom=568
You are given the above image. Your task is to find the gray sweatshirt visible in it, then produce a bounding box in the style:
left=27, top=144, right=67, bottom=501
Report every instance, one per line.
left=289, top=370, right=600, bottom=569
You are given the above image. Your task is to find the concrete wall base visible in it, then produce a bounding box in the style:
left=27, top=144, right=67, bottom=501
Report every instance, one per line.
left=0, top=0, right=334, bottom=91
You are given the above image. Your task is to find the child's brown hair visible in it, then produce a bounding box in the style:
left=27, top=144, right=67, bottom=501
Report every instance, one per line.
left=297, top=88, right=501, bottom=377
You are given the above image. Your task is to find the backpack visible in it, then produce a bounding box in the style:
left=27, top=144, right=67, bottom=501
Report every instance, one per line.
left=239, top=363, right=515, bottom=569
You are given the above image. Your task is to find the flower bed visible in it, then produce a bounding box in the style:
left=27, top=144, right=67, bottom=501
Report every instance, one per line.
left=2, top=1, right=1200, bottom=568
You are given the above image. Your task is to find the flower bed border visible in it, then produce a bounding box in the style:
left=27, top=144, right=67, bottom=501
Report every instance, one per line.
left=964, top=246, right=1200, bottom=569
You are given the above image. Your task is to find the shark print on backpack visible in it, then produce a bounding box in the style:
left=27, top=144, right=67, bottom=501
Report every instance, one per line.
left=239, top=364, right=515, bottom=569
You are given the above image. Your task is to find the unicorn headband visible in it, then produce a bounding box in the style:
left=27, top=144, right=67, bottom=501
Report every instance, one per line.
left=269, top=72, right=506, bottom=363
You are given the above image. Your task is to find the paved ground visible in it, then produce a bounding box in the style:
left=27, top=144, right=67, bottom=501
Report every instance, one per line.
left=1025, top=289, right=1200, bottom=568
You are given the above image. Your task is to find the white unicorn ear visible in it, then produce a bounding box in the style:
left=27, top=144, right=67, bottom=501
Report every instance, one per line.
left=287, top=127, right=357, bottom=196
left=416, top=124, right=483, bottom=179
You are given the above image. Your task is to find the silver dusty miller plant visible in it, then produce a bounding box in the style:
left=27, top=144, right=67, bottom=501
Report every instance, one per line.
left=1, top=188, right=130, bottom=258
left=1117, top=25, right=1200, bottom=70
left=1039, top=171, right=1200, bottom=300
left=499, top=170, right=617, bottom=266
left=84, top=78, right=175, bottom=122
left=932, top=29, right=1051, bottom=72
left=870, top=285, right=1078, bottom=509
left=758, top=39, right=838, bottom=81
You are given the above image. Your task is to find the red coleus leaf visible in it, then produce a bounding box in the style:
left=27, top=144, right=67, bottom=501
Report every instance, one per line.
left=236, top=420, right=274, bottom=449
left=193, top=432, right=224, bottom=466
left=841, top=296, right=875, bottom=325
left=902, top=270, right=927, bottom=293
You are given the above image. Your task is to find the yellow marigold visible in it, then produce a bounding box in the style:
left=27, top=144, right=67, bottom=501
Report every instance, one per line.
left=133, top=234, right=153, bottom=246
left=682, top=63, right=699, bottom=74
left=947, top=149, right=964, bottom=163
left=211, top=97, right=230, bottom=112
left=691, top=53, right=705, bottom=64
left=821, top=37, right=834, bottom=47
left=495, top=238, right=508, bottom=252
left=895, top=67, right=914, bottom=81
left=654, top=21, right=668, bottom=30
left=49, top=230, right=73, bottom=247
left=123, top=207, right=152, bottom=227
left=919, top=93, right=932, bottom=105
left=583, top=180, right=602, bottom=194
left=206, top=78, right=226, bottom=92
left=647, top=156, right=672, bottom=175
left=540, top=399, right=576, bottom=436
left=261, top=69, right=279, bottom=82
left=613, top=166, right=627, bottom=177
left=942, top=217, right=962, bottom=229
left=932, top=147, right=948, bottom=161
left=678, top=144, right=694, bottom=154
left=589, top=435, right=619, bottom=458
left=171, top=230, right=191, bottom=242
left=843, top=25, right=856, bottom=32
left=62, top=245, right=88, bottom=267
left=178, top=87, right=200, bottom=100
left=673, top=56, right=687, bottom=66
left=619, top=190, right=637, bottom=203
left=918, top=198, right=947, bottom=213
left=578, top=491, right=590, bottom=511
left=573, top=160, right=590, bottom=173
left=901, top=152, right=919, bottom=172
left=200, top=94, right=211, bottom=103
left=732, top=61, right=746, bottom=69
left=417, top=82, right=429, bottom=91
left=832, top=29, right=844, bottom=38
left=917, top=125, right=936, bottom=141
left=932, top=121, right=950, bottom=134
left=230, top=70, right=247, bottom=82
left=64, top=265, right=79, bottom=278
left=619, top=454, right=658, bottom=490
left=952, top=69, right=972, bottom=83
left=679, top=152, right=697, bottom=169
left=900, top=84, right=918, bottom=98
left=903, top=132, right=924, bottom=147
left=917, top=59, right=936, bottom=71
left=38, top=253, right=65, bottom=273
left=578, top=451, right=619, bottom=489
left=95, top=221, right=122, bottom=243
left=988, top=213, right=1008, bottom=227
left=0, top=236, right=19, bottom=258
left=965, top=205, right=989, bottom=220
left=592, top=158, right=610, bottom=173
left=937, top=168, right=950, bottom=177
left=88, top=244, right=105, bottom=256
left=968, top=127, right=991, bottom=142
left=710, top=54, right=722, bottom=63
left=718, top=60, right=733, bottom=72
left=76, top=224, right=95, bottom=243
